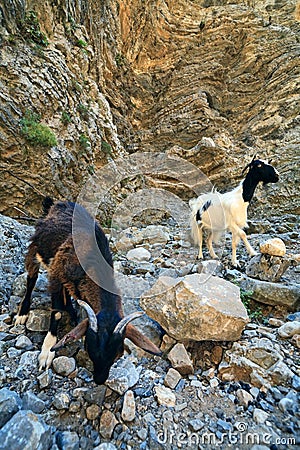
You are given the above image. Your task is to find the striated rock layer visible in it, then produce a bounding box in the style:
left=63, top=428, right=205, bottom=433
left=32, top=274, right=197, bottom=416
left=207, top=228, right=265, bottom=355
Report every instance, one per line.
left=0, top=0, right=299, bottom=219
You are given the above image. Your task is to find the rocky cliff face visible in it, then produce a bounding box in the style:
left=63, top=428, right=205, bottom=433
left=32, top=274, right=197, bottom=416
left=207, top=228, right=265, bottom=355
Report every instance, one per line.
left=0, top=0, right=299, bottom=218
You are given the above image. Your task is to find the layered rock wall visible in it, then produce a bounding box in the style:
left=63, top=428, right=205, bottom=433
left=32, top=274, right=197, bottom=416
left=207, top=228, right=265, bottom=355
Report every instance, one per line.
left=0, top=0, right=299, bottom=218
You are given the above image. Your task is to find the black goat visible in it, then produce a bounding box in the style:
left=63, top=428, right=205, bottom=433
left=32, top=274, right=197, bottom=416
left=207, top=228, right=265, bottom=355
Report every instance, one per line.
left=15, top=198, right=161, bottom=384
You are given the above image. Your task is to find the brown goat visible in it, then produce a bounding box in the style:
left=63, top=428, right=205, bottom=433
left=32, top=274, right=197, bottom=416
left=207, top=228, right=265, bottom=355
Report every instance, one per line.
left=15, top=198, right=161, bottom=384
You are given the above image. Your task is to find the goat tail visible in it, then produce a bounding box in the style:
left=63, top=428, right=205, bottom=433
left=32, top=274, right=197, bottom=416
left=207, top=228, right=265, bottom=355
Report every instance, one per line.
left=42, top=197, right=54, bottom=216
left=189, top=200, right=212, bottom=244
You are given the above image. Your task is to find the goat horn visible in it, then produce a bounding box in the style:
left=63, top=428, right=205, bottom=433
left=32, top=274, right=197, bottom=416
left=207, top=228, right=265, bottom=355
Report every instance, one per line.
left=242, top=152, right=258, bottom=174
left=113, top=311, right=144, bottom=335
left=77, top=299, right=98, bottom=333
left=242, top=162, right=251, bottom=175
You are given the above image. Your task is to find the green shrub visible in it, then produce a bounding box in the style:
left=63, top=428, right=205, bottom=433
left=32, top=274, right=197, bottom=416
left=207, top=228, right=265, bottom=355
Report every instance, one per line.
left=21, top=111, right=57, bottom=147
left=79, top=133, right=90, bottom=150
left=20, top=11, right=48, bottom=47
left=101, top=140, right=112, bottom=156
left=71, top=80, right=83, bottom=93
left=77, top=103, right=89, bottom=120
left=61, top=110, right=72, bottom=125
left=76, top=39, right=88, bottom=48
left=240, top=287, right=264, bottom=323
left=115, top=53, right=126, bottom=68
left=87, top=164, right=95, bottom=174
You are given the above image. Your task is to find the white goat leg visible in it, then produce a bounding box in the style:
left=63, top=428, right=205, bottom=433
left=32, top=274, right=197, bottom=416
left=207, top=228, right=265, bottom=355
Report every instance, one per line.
left=240, top=230, right=257, bottom=257
left=206, top=231, right=218, bottom=259
left=14, top=314, right=28, bottom=325
left=38, top=332, right=57, bottom=371
left=197, top=226, right=203, bottom=259
left=231, top=230, right=241, bottom=267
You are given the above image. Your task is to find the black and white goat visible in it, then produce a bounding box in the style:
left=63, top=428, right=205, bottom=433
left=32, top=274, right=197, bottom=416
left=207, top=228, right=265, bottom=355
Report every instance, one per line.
left=15, top=198, right=161, bottom=384
left=189, top=158, right=279, bottom=266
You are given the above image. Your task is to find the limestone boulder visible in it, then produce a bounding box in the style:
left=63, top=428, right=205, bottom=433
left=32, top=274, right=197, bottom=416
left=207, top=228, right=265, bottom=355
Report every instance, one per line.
left=142, top=225, right=170, bottom=245
left=240, top=277, right=300, bottom=310
left=218, top=337, right=295, bottom=388
left=260, top=238, right=286, bottom=256
left=140, top=274, right=249, bottom=341
left=246, top=254, right=290, bottom=282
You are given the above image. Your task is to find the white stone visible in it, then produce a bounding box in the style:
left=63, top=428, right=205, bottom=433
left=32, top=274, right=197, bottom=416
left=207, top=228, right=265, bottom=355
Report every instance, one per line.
left=53, top=392, right=70, bottom=410
left=142, top=225, right=170, bottom=244
left=278, top=397, right=294, bottom=413
left=253, top=408, right=269, bottom=424
left=94, top=444, right=118, bottom=450
left=15, top=335, right=33, bottom=349
left=52, top=356, right=76, bottom=376
left=164, top=368, right=182, bottom=389
left=106, top=357, right=140, bottom=395
left=236, top=389, right=253, bottom=407
left=154, top=385, right=176, bottom=407
left=210, top=378, right=219, bottom=388
left=121, top=390, right=136, bottom=422
left=126, top=247, right=151, bottom=262
left=278, top=321, right=300, bottom=338
left=260, top=238, right=286, bottom=256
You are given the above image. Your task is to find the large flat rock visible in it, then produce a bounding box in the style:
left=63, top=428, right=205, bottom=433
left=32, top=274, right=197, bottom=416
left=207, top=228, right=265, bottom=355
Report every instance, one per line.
left=241, top=277, right=300, bottom=310
left=140, top=274, right=249, bottom=341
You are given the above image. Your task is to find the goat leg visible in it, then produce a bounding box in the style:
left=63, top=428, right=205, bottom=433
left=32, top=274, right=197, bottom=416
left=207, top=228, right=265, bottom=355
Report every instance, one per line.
left=15, top=243, right=40, bottom=325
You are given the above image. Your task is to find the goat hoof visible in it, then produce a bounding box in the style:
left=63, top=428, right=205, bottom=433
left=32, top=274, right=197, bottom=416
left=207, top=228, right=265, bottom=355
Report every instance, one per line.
left=38, top=350, right=55, bottom=371
left=14, top=314, right=28, bottom=325
left=232, top=261, right=240, bottom=268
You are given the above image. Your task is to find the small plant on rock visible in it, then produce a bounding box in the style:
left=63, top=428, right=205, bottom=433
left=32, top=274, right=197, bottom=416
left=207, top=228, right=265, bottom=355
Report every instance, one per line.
left=20, top=10, right=48, bottom=47
left=21, top=110, right=57, bottom=147
left=115, top=53, right=126, bottom=68
left=61, top=111, right=72, bottom=125
left=101, top=140, right=112, bottom=156
left=76, top=39, right=88, bottom=49
left=77, top=103, right=90, bottom=121
left=239, top=287, right=265, bottom=323
left=79, top=133, right=90, bottom=151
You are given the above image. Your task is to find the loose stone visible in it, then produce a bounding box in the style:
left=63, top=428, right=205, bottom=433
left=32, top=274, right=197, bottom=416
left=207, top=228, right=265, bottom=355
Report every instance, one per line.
left=86, top=404, right=101, bottom=420
left=164, top=368, right=182, bottom=389
left=167, top=343, right=194, bottom=375
left=121, top=390, right=136, bottom=422
left=99, top=409, right=118, bottom=439
left=52, top=356, right=76, bottom=376
left=154, top=385, right=176, bottom=407
left=236, top=389, right=253, bottom=407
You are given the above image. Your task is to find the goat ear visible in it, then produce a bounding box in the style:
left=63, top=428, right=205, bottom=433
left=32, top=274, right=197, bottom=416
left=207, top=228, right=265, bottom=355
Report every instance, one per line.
left=51, top=318, right=89, bottom=350
left=125, top=323, right=162, bottom=355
